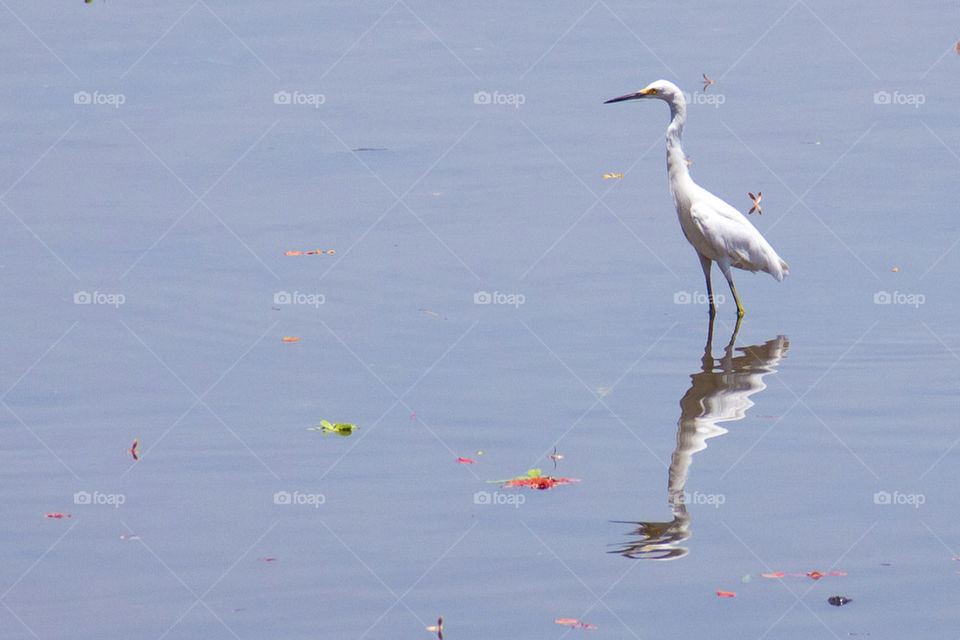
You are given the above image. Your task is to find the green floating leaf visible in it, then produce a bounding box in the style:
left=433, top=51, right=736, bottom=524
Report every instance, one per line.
left=307, top=420, right=358, bottom=437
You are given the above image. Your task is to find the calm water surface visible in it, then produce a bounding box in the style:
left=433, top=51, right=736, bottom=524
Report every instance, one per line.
left=2, top=2, right=958, bottom=638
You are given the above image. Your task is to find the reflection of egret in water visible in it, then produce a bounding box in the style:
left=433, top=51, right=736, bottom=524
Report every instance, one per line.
left=610, top=318, right=789, bottom=560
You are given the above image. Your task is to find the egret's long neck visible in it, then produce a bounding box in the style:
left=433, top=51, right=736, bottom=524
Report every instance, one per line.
left=665, top=99, right=694, bottom=198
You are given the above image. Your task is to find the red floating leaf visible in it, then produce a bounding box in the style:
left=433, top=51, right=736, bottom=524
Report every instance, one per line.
left=505, top=476, right=579, bottom=490
left=45, top=513, right=71, bottom=519
left=491, top=468, right=579, bottom=491
left=716, top=590, right=737, bottom=598
left=807, top=571, right=824, bottom=580
left=456, top=457, right=475, bottom=464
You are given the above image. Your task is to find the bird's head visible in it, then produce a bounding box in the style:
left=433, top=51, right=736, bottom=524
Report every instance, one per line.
left=604, top=80, right=684, bottom=106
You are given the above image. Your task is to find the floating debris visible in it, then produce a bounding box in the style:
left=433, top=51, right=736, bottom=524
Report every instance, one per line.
left=426, top=615, right=443, bottom=639
left=307, top=420, right=357, bottom=436
left=759, top=570, right=846, bottom=579
left=555, top=618, right=597, bottom=629
left=282, top=337, right=300, bottom=343
left=127, top=438, right=139, bottom=461
left=549, top=446, right=564, bottom=470
left=490, top=468, right=579, bottom=491
left=285, top=249, right=336, bottom=256
left=748, top=191, right=762, bottom=215
left=603, top=172, right=623, bottom=180
left=701, top=73, right=714, bottom=92
left=827, top=595, right=852, bottom=607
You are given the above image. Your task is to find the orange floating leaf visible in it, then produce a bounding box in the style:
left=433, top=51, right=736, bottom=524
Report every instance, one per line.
left=761, top=572, right=785, bottom=578
left=555, top=618, right=596, bottom=629
left=282, top=337, right=300, bottom=343
left=285, top=251, right=303, bottom=256
left=807, top=571, right=824, bottom=580
left=716, top=590, right=737, bottom=598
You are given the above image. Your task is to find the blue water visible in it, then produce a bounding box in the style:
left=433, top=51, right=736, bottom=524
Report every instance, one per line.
left=2, top=2, right=959, bottom=638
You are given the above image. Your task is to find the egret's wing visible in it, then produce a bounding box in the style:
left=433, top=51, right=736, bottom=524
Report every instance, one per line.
left=689, top=193, right=786, bottom=280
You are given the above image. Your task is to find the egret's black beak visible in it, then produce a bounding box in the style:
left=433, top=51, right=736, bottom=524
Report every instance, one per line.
left=604, top=89, right=652, bottom=104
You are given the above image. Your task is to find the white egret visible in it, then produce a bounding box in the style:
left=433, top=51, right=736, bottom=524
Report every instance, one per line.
left=605, top=80, right=788, bottom=317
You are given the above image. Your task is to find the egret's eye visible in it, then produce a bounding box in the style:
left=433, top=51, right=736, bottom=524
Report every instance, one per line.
left=649, top=89, right=658, bottom=94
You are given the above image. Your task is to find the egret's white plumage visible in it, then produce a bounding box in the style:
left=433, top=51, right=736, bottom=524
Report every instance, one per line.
left=605, top=79, right=788, bottom=317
